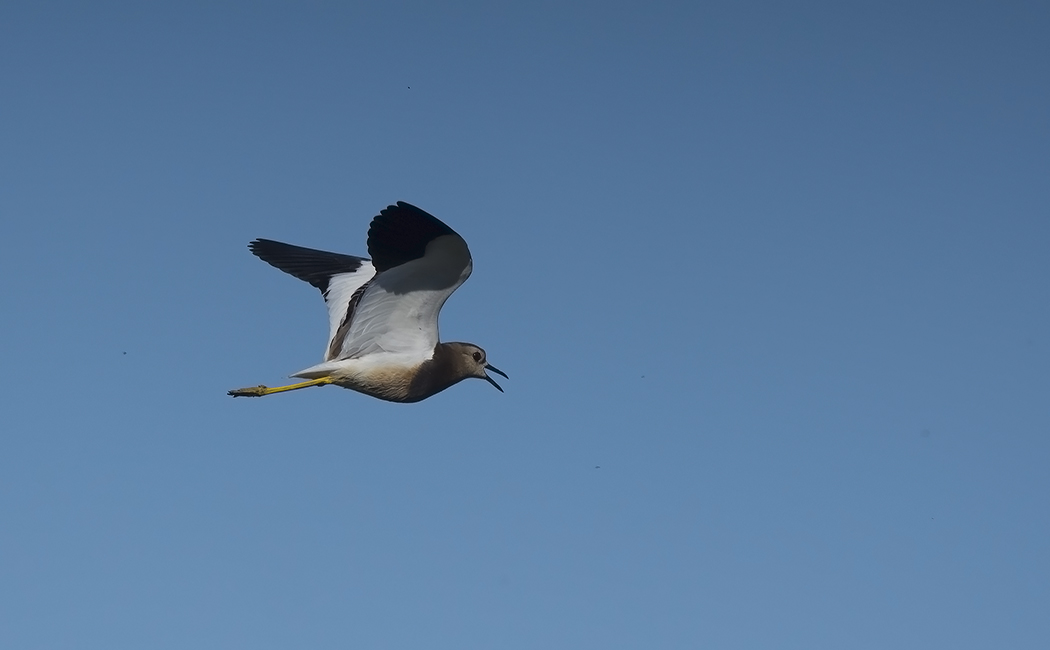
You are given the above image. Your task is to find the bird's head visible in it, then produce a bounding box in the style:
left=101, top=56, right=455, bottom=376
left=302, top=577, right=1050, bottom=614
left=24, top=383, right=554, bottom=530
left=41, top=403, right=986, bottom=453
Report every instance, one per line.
left=452, top=343, right=508, bottom=392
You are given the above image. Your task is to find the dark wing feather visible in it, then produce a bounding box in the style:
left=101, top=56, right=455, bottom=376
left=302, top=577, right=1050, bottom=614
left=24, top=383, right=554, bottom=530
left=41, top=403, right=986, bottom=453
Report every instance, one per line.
left=366, top=202, right=458, bottom=272
left=248, top=239, right=368, bottom=295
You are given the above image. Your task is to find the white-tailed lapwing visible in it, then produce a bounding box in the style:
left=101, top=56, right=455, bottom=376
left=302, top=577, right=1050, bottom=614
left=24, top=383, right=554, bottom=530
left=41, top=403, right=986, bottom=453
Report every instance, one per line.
left=229, top=201, right=506, bottom=402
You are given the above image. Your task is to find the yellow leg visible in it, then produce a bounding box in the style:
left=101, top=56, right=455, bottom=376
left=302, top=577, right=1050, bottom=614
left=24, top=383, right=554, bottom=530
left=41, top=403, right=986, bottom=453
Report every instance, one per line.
left=228, top=377, right=333, bottom=397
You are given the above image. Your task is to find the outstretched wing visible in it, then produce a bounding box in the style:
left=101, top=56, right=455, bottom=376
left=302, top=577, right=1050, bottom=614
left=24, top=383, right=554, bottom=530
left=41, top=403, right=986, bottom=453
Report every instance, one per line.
left=248, top=239, right=376, bottom=360
left=333, top=202, right=473, bottom=361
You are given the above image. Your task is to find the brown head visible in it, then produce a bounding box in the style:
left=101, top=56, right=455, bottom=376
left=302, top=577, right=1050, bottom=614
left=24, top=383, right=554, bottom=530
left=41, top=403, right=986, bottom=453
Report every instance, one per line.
left=405, top=342, right=508, bottom=402
left=443, top=342, right=508, bottom=392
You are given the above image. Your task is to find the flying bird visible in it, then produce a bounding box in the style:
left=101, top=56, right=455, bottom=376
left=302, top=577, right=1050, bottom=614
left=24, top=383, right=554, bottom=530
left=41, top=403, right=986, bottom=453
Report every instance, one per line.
left=229, top=201, right=506, bottom=402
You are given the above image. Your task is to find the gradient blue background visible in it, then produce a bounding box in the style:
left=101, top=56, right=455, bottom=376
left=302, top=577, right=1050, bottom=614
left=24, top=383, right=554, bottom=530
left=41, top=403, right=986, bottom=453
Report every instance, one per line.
left=2, top=2, right=1048, bottom=648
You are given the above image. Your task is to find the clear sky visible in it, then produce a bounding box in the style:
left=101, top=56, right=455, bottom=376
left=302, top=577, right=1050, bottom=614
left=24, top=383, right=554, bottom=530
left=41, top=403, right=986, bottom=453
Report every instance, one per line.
left=1, top=2, right=1048, bottom=648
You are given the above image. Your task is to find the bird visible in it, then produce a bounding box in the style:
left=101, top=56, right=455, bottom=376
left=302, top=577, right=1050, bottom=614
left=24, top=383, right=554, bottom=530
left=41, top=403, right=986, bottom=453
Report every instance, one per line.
left=228, top=201, right=506, bottom=402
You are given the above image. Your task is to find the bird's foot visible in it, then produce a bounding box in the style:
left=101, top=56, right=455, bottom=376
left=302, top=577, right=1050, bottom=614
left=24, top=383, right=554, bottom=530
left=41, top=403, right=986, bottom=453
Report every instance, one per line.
left=228, top=385, right=270, bottom=397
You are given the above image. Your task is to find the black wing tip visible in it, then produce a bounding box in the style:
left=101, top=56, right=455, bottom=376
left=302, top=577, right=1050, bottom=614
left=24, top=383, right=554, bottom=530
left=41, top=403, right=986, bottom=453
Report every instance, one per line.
left=247, top=238, right=277, bottom=256
left=367, top=201, right=461, bottom=272
left=244, top=239, right=368, bottom=292
left=375, top=202, right=456, bottom=235
left=392, top=200, right=421, bottom=212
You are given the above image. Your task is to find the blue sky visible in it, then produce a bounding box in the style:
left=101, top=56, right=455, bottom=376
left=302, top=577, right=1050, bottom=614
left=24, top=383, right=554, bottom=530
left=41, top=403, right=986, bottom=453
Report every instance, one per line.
left=1, top=2, right=1048, bottom=648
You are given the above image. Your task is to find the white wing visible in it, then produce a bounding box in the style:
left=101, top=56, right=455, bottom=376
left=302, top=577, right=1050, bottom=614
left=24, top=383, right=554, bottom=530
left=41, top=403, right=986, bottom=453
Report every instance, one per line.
left=245, top=239, right=377, bottom=361
left=320, top=263, right=376, bottom=359
left=335, top=233, right=472, bottom=361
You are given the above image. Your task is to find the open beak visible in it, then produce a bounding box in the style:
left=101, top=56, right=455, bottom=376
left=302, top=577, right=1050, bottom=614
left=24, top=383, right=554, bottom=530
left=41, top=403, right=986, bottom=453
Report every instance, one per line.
left=484, top=363, right=508, bottom=392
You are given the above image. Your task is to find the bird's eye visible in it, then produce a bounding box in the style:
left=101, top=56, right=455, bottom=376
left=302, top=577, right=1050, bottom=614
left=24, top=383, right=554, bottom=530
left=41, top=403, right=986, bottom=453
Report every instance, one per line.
left=472, top=351, right=482, bottom=362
